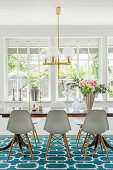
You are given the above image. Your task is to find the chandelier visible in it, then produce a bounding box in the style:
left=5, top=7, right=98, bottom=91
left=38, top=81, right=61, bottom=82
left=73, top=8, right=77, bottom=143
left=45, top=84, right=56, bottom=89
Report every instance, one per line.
left=41, top=7, right=75, bottom=79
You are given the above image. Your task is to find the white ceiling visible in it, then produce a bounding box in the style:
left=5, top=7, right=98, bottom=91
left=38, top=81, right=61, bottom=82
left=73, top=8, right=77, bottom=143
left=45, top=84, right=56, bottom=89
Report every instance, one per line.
left=0, top=0, right=113, bottom=25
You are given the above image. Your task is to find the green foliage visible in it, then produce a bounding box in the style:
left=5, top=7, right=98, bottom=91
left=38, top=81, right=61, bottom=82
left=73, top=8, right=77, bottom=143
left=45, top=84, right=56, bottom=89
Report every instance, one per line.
left=80, top=83, right=92, bottom=96
left=108, top=86, right=113, bottom=98
left=68, top=66, right=77, bottom=80
left=68, top=66, right=87, bottom=80
left=8, top=54, right=26, bottom=72
left=24, top=74, right=40, bottom=88
left=90, top=54, right=98, bottom=79
left=8, top=55, right=16, bottom=72
left=79, top=67, right=87, bottom=79
left=67, top=78, right=110, bottom=97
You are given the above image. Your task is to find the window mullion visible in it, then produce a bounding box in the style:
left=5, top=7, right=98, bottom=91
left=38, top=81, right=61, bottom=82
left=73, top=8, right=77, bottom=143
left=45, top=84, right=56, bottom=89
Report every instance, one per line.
left=77, top=41, right=79, bottom=78
left=16, top=41, right=19, bottom=100
left=27, top=41, right=30, bottom=99
left=88, top=40, right=90, bottom=79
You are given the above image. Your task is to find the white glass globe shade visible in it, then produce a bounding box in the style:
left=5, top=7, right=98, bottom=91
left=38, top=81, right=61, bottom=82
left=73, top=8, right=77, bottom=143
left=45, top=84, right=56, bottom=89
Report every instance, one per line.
left=63, top=46, right=75, bottom=59
left=40, top=48, right=48, bottom=60
left=48, top=46, right=61, bottom=60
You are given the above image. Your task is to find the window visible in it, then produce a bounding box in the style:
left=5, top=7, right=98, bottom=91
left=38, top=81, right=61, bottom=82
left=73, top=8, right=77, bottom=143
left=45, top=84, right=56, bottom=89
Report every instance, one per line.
left=57, top=38, right=100, bottom=100
left=6, top=38, right=50, bottom=101
left=107, top=38, right=113, bottom=100
left=5, top=37, right=101, bottom=102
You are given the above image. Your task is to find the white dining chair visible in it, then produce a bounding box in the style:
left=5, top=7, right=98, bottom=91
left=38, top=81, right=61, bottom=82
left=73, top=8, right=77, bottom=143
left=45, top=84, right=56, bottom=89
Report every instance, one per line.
left=80, top=110, right=110, bottom=162
left=7, top=110, right=34, bottom=161
left=22, top=102, right=40, bottom=146
left=44, top=110, right=71, bottom=161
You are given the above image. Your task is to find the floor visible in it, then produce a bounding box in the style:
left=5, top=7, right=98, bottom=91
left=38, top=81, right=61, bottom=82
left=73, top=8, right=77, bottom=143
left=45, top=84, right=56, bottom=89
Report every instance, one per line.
left=0, top=136, right=113, bottom=170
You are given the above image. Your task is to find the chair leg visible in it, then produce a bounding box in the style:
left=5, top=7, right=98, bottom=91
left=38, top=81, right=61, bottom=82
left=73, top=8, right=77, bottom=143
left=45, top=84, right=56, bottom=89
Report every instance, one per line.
left=63, top=134, right=70, bottom=161
left=80, top=133, right=88, bottom=154
left=100, top=136, right=110, bottom=162
left=84, top=135, right=90, bottom=162
left=26, top=134, right=33, bottom=160
left=34, top=127, right=40, bottom=142
left=7, top=136, right=15, bottom=161
left=76, top=130, right=80, bottom=142
left=99, top=136, right=104, bottom=154
left=77, top=130, right=82, bottom=147
left=46, top=134, right=51, bottom=148
left=45, top=134, right=52, bottom=161
left=33, top=130, right=37, bottom=147
left=64, top=134, right=69, bottom=148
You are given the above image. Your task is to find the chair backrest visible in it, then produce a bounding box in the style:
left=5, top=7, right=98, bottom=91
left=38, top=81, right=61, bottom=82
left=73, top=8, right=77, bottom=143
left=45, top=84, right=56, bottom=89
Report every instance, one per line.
left=7, top=110, right=33, bottom=134
left=44, top=110, right=71, bottom=134
left=50, top=101, right=65, bottom=109
left=82, top=110, right=109, bottom=135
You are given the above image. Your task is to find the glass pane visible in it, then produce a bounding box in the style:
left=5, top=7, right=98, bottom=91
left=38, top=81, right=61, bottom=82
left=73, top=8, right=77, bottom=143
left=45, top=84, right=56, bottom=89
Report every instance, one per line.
left=40, top=62, right=49, bottom=78
left=58, top=79, right=66, bottom=98
left=8, top=54, right=17, bottom=73
left=108, top=52, right=113, bottom=60
left=40, top=79, right=48, bottom=98
left=59, top=65, right=67, bottom=79
left=89, top=60, right=98, bottom=79
left=108, top=60, right=113, bottom=98
left=68, top=62, right=77, bottom=80
left=8, top=79, right=17, bottom=100
left=18, top=80, right=27, bottom=100
left=79, top=60, right=88, bottom=79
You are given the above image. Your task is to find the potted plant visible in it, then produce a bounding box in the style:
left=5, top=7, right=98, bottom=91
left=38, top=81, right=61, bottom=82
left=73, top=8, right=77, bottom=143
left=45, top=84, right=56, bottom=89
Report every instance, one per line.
left=68, top=79, right=111, bottom=110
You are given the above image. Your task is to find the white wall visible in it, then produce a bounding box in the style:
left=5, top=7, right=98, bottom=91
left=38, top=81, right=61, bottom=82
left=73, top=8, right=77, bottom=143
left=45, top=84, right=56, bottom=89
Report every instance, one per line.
left=0, top=25, right=113, bottom=108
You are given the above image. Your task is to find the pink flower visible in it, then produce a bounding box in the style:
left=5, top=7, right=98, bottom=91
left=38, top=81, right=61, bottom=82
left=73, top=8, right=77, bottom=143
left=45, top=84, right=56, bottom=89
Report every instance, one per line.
left=90, top=82, right=94, bottom=87
left=93, top=81, right=97, bottom=86
left=87, top=80, right=91, bottom=84
left=79, top=81, right=84, bottom=87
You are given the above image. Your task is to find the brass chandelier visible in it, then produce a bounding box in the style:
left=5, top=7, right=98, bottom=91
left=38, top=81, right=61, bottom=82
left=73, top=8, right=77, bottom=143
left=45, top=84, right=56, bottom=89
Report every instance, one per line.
left=42, top=7, right=75, bottom=79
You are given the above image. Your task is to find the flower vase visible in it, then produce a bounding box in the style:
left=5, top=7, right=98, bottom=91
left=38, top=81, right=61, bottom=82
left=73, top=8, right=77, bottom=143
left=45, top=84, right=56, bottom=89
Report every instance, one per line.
left=85, top=94, right=95, bottom=110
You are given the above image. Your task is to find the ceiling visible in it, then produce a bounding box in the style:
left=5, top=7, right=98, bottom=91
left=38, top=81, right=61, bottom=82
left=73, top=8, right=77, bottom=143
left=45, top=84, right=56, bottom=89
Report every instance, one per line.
left=0, top=0, right=113, bottom=25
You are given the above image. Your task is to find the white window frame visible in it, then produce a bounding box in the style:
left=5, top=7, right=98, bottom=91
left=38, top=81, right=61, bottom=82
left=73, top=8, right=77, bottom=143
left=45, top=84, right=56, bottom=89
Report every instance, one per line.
left=4, top=37, right=51, bottom=102
left=55, top=37, right=102, bottom=101
left=107, top=37, right=113, bottom=101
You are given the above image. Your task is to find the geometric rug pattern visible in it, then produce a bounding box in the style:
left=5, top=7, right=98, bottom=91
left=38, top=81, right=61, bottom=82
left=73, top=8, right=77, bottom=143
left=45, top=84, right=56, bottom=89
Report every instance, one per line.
left=0, top=137, right=113, bottom=169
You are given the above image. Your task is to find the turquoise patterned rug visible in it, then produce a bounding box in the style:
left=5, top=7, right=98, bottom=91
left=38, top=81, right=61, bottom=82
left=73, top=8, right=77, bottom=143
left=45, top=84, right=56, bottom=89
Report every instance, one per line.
left=0, top=136, right=113, bottom=170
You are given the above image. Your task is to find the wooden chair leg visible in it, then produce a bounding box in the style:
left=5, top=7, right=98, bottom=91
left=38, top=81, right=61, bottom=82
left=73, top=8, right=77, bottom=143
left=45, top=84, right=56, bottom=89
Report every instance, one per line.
left=80, top=133, right=88, bottom=154
left=33, top=130, right=37, bottom=147
left=45, top=134, right=52, bottom=161
left=100, top=136, right=110, bottom=162
left=77, top=130, right=82, bottom=147
left=76, top=130, right=80, bottom=142
left=46, top=134, right=51, bottom=148
left=34, top=127, right=40, bottom=142
left=99, top=136, right=103, bottom=153
left=64, top=134, right=69, bottom=148
left=26, top=134, right=33, bottom=160
left=63, top=134, right=70, bottom=161
left=84, top=135, right=90, bottom=162
left=7, top=136, right=15, bottom=161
